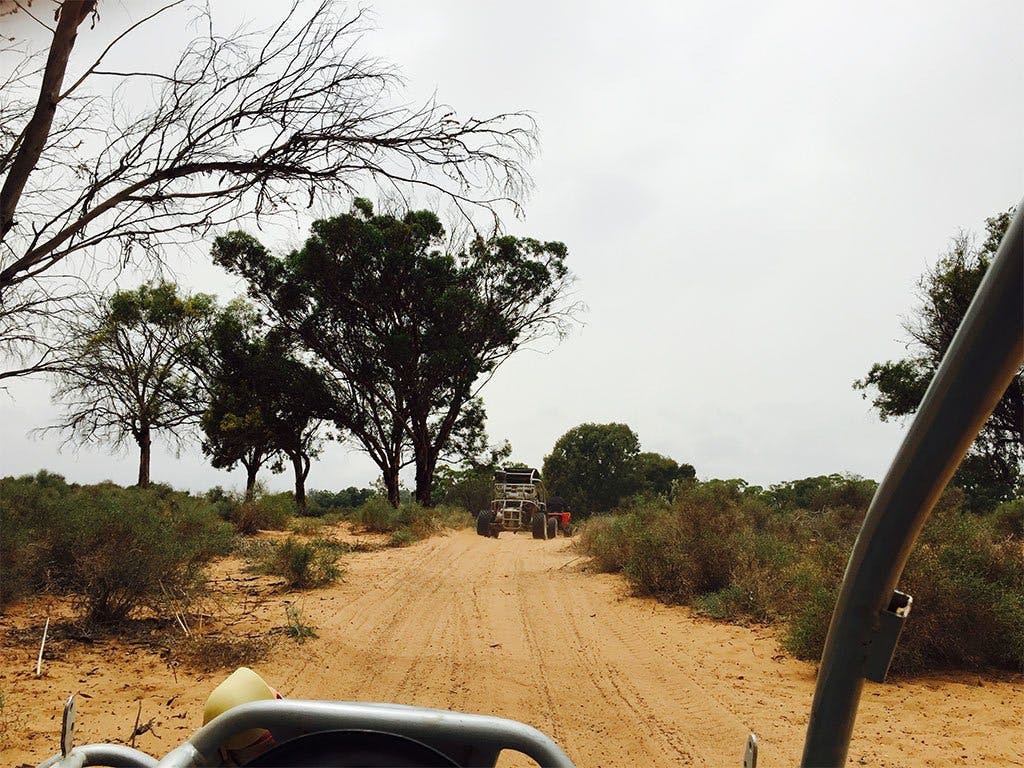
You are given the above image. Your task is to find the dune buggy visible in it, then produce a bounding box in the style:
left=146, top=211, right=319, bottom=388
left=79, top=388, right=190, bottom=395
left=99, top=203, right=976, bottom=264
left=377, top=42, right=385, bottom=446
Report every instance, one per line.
left=475, top=467, right=572, bottom=539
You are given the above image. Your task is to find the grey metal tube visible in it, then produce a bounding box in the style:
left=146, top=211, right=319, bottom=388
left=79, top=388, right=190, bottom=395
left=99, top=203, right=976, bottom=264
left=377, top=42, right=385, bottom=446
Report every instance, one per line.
left=172, top=699, right=575, bottom=768
left=36, top=744, right=160, bottom=768
left=800, top=201, right=1024, bottom=767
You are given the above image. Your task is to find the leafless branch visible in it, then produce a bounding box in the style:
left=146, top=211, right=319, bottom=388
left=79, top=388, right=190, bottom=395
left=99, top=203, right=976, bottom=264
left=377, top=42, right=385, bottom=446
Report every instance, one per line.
left=0, top=0, right=536, bottom=379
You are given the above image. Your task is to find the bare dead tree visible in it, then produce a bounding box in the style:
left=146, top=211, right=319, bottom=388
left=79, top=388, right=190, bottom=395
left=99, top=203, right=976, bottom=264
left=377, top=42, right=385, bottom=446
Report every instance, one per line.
left=0, top=0, right=536, bottom=379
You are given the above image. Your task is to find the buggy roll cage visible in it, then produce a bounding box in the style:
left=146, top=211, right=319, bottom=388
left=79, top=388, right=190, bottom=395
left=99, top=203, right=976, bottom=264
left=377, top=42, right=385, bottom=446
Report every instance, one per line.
left=800, top=199, right=1024, bottom=767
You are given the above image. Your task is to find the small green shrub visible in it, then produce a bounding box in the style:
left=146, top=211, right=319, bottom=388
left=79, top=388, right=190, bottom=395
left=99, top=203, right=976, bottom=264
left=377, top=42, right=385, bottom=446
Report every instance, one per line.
left=610, top=484, right=759, bottom=602
left=231, top=493, right=293, bottom=534
left=0, top=472, right=70, bottom=606
left=782, top=571, right=838, bottom=660
left=575, top=514, right=638, bottom=572
left=264, top=537, right=342, bottom=589
left=696, top=584, right=766, bottom=622
left=289, top=516, right=325, bottom=535
left=403, top=503, right=470, bottom=538
left=283, top=604, right=318, bottom=642
left=0, top=474, right=232, bottom=623
left=320, top=511, right=350, bottom=527
left=204, top=486, right=239, bottom=521
left=354, top=497, right=468, bottom=536
left=389, top=529, right=417, bottom=547
left=357, top=496, right=403, bottom=532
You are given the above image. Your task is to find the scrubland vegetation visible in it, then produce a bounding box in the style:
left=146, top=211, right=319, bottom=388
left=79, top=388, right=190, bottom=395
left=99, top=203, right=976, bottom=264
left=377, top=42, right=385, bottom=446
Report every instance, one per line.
left=577, top=476, right=1023, bottom=675
left=0, top=471, right=468, bottom=627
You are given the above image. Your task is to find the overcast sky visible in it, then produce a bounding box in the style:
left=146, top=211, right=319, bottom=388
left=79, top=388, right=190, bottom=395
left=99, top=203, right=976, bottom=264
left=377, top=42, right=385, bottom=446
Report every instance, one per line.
left=1, top=1, right=1021, bottom=495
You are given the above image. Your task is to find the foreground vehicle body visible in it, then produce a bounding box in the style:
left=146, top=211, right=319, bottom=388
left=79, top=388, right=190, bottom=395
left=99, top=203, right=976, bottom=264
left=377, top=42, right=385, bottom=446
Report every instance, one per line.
left=34, top=206, right=1023, bottom=767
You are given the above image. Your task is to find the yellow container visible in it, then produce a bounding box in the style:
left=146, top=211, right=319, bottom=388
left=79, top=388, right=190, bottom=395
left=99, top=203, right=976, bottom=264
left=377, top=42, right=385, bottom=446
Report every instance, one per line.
left=203, top=667, right=278, bottom=755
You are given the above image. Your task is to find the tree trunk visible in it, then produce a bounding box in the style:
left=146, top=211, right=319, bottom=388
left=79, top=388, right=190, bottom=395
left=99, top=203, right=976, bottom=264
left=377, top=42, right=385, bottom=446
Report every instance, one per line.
left=414, top=450, right=439, bottom=507
left=0, top=1, right=95, bottom=250
left=137, top=425, right=151, bottom=487
left=383, top=465, right=401, bottom=508
left=244, top=464, right=259, bottom=502
left=291, top=453, right=310, bottom=514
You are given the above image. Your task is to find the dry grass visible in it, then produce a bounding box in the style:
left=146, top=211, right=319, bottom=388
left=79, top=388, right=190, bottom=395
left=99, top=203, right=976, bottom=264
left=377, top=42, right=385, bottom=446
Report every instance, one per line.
left=172, top=632, right=272, bottom=672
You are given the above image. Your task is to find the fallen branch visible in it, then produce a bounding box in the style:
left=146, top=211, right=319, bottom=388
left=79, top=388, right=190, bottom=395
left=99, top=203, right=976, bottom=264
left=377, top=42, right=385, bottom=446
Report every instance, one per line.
left=35, top=617, right=49, bottom=676
left=130, top=701, right=142, bottom=748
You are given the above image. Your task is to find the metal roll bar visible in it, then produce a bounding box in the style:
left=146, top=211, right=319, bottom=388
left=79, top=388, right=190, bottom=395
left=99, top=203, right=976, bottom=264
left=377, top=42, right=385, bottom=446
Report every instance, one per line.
left=800, top=201, right=1024, bottom=767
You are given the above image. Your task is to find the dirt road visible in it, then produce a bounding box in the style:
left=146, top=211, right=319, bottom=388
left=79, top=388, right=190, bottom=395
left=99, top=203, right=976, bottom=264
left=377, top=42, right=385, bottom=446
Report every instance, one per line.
left=2, top=528, right=1021, bottom=766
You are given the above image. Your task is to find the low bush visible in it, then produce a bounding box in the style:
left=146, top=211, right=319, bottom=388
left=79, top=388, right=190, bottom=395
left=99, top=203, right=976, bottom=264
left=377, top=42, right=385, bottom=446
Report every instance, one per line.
left=354, top=497, right=469, bottom=536
left=389, top=529, right=417, bottom=547
left=882, top=504, right=1023, bottom=673
left=597, top=483, right=766, bottom=604
left=230, top=492, right=293, bottom=534
left=577, top=478, right=1024, bottom=675
left=289, top=516, right=326, bottom=535
left=404, top=503, right=470, bottom=538
left=259, top=537, right=343, bottom=589
left=204, top=485, right=238, bottom=521
left=576, top=512, right=640, bottom=572
left=0, top=473, right=232, bottom=623
left=282, top=604, right=318, bottom=642
left=0, top=471, right=68, bottom=605
left=357, top=496, right=403, bottom=533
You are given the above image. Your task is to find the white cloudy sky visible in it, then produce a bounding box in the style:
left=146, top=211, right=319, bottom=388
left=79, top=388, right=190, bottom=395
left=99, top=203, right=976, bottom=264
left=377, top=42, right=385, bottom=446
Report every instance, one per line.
left=1, top=1, right=1021, bottom=494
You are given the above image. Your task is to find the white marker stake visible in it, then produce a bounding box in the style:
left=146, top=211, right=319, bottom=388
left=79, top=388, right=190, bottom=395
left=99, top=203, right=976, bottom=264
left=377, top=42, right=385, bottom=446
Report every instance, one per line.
left=36, top=617, right=49, bottom=676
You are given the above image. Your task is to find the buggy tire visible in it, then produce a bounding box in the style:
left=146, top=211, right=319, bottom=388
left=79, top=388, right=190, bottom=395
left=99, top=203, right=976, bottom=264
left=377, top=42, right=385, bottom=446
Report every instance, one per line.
left=546, top=516, right=557, bottom=539
left=531, top=511, right=546, bottom=539
left=562, top=522, right=574, bottom=537
left=476, top=510, right=493, bottom=537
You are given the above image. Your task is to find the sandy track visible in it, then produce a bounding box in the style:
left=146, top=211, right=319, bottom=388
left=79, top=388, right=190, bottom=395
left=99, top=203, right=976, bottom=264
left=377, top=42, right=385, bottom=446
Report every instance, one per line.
left=2, top=528, right=1021, bottom=766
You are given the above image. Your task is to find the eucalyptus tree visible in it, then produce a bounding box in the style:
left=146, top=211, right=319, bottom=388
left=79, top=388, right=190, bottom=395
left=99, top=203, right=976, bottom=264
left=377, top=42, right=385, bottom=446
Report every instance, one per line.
left=47, top=282, right=215, bottom=486
left=202, top=301, right=331, bottom=510
left=214, top=199, right=578, bottom=506
left=855, top=208, right=1022, bottom=508
left=543, top=423, right=644, bottom=516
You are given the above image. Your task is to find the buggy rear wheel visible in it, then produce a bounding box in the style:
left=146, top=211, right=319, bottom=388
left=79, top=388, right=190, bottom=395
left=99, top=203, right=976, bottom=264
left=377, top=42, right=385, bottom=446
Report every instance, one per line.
left=476, top=510, right=494, bottom=537
left=531, top=511, right=546, bottom=539
left=546, top=516, right=557, bottom=539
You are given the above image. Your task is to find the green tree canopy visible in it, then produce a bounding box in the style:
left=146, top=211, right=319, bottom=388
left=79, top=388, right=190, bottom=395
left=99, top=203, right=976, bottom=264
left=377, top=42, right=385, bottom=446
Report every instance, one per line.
left=213, top=199, right=577, bottom=506
left=202, top=301, right=331, bottom=510
left=854, top=208, right=1022, bottom=509
left=48, top=282, right=215, bottom=486
left=542, top=423, right=643, bottom=516
left=637, top=452, right=696, bottom=497
left=764, top=474, right=878, bottom=513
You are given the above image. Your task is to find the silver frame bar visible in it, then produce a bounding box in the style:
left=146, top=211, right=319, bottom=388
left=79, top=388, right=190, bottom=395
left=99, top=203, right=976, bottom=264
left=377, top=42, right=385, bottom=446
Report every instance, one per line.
left=800, top=200, right=1024, bottom=766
